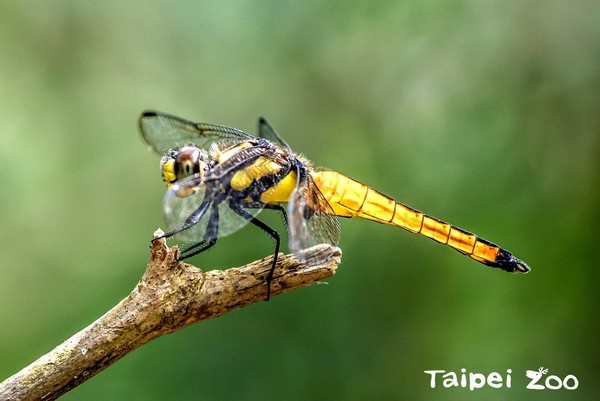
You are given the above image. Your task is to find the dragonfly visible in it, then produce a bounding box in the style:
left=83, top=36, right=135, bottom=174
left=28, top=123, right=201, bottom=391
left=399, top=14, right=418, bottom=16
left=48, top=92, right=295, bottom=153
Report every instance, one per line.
left=139, top=111, right=530, bottom=299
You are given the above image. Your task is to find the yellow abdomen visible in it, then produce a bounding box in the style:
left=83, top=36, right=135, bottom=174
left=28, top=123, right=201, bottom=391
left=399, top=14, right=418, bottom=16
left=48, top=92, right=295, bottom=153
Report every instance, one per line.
left=311, top=170, right=523, bottom=270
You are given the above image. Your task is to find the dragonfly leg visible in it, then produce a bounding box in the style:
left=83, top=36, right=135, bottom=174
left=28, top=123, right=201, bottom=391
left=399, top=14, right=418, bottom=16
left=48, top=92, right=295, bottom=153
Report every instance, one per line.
left=155, top=197, right=212, bottom=241
left=179, top=238, right=216, bottom=261
left=178, top=202, right=221, bottom=261
left=232, top=207, right=280, bottom=301
left=264, top=203, right=288, bottom=226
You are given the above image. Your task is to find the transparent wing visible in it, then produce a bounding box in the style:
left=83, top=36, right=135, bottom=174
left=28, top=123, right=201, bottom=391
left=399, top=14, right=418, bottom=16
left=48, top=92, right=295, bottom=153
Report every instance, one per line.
left=288, top=172, right=341, bottom=254
left=139, top=110, right=254, bottom=155
left=163, top=174, right=209, bottom=242
left=163, top=174, right=264, bottom=242
left=257, top=117, right=291, bottom=150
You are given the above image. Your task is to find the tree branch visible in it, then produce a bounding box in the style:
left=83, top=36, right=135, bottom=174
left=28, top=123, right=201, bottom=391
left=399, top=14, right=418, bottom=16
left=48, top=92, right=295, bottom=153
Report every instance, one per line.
left=0, top=231, right=341, bottom=401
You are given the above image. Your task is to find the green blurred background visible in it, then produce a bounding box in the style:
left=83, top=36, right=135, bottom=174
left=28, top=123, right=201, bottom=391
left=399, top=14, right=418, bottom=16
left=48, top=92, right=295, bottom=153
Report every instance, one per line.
left=1, top=1, right=598, bottom=400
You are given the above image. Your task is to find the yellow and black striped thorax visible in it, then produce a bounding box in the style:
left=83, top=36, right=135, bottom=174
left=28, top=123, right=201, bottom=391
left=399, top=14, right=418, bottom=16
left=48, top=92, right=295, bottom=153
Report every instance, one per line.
left=162, top=139, right=302, bottom=205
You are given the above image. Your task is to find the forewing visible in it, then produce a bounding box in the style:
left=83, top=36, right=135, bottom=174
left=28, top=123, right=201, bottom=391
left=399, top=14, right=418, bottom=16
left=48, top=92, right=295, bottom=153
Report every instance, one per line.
left=163, top=174, right=265, bottom=243
left=257, top=117, right=291, bottom=150
left=163, top=174, right=210, bottom=242
left=288, top=173, right=340, bottom=255
left=139, top=111, right=253, bottom=154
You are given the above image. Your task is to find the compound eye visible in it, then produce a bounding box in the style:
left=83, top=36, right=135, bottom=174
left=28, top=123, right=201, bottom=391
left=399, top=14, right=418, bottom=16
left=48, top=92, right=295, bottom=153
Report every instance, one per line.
left=175, top=146, right=201, bottom=179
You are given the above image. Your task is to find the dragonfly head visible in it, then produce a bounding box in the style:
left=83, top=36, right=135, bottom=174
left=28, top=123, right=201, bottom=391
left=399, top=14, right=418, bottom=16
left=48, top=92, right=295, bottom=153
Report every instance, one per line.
left=160, top=146, right=208, bottom=191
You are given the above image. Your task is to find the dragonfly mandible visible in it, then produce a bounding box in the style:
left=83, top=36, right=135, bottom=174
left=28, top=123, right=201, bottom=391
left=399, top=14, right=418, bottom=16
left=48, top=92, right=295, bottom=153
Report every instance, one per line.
left=139, top=111, right=530, bottom=299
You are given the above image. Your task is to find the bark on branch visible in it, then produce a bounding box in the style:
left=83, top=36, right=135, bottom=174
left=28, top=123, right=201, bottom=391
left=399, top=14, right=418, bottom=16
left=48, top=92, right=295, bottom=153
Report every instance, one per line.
left=0, top=232, right=341, bottom=401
